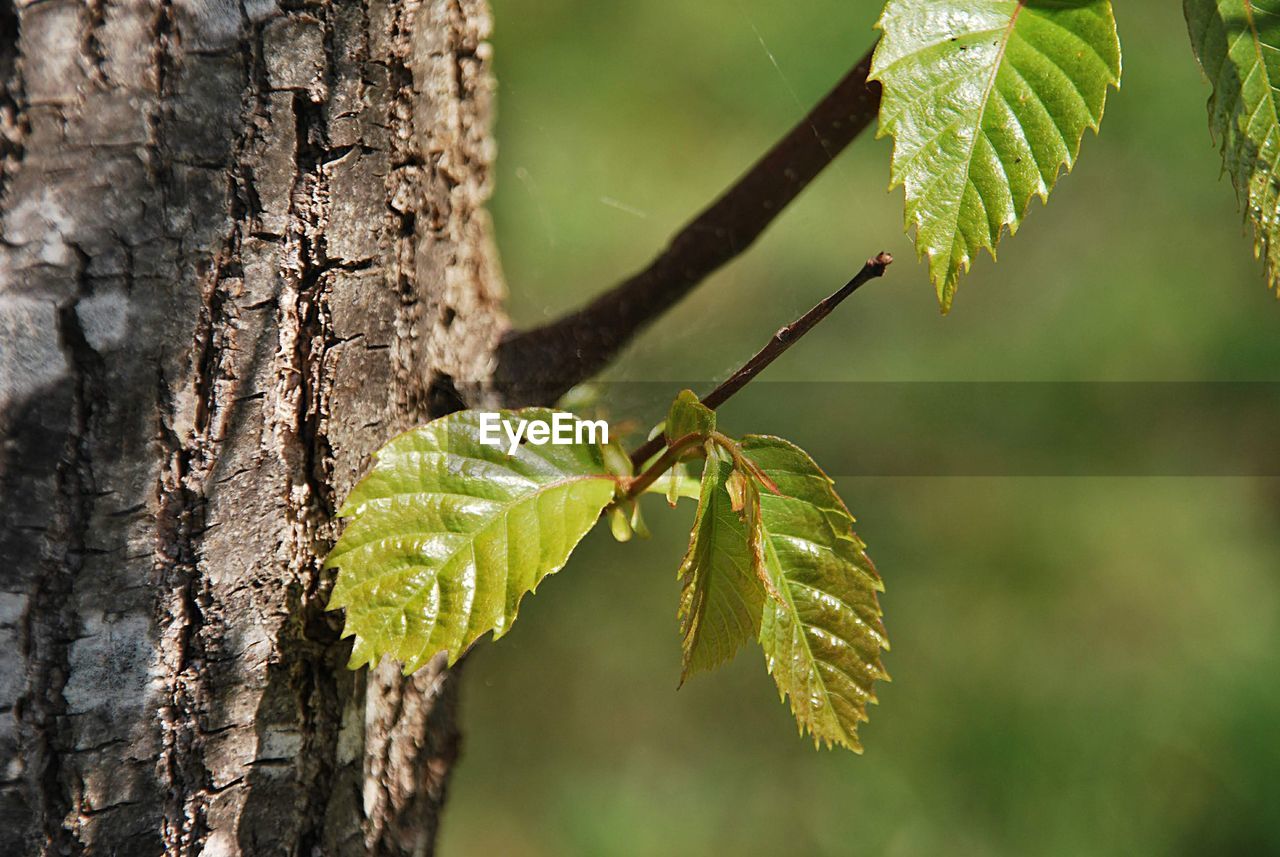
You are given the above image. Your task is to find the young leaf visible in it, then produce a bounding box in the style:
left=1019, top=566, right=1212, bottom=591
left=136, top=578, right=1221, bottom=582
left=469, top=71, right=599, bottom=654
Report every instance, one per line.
left=609, top=504, right=635, bottom=542
left=677, top=449, right=767, bottom=681
left=326, top=409, right=617, bottom=672
left=629, top=500, right=652, bottom=539
left=665, top=389, right=715, bottom=444
left=1186, top=0, right=1280, bottom=293
left=642, top=466, right=701, bottom=503
left=601, top=440, right=634, bottom=479
left=871, top=0, right=1122, bottom=310
left=662, top=390, right=716, bottom=506
left=741, top=435, right=889, bottom=752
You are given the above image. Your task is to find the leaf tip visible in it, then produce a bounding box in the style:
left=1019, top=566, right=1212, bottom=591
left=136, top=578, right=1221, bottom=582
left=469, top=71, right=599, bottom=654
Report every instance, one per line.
left=346, top=640, right=374, bottom=671
left=936, top=283, right=956, bottom=315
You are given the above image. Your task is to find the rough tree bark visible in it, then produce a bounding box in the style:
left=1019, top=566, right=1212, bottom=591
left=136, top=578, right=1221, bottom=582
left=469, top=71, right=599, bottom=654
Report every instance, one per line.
left=0, top=0, right=506, bottom=853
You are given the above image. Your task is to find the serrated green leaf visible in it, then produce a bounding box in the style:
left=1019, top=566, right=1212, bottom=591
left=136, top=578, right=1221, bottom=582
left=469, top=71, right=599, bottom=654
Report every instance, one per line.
left=326, top=409, right=617, bottom=672
left=677, top=450, right=767, bottom=682
left=1186, top=0, right=1280, bottom=293
left=871, top=0, right=1121, bottom=310
left=741, top=435, right=889, bottom=752
left=665, top=389, right=715, bottom=445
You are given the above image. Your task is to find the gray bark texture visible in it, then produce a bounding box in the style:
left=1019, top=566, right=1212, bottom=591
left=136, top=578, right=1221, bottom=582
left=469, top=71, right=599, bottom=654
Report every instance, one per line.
left=0, top=0, right=508, bottom=853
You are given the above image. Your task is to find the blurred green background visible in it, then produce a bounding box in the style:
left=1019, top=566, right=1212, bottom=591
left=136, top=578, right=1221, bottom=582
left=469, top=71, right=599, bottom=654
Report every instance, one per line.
left=440, top=2, right=1280, bottom=854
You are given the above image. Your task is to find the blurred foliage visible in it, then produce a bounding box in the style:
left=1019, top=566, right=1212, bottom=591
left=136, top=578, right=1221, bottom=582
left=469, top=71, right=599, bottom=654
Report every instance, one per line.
left=440, top=1, right=1280, bottom=854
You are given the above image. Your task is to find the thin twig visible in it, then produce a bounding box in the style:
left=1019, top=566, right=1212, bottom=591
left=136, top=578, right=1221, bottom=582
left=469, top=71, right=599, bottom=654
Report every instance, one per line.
left=495, top=45, right=883, bottom=405
left=628, top=252, right=893, bottom=469
left=621, top=431, right=707, bottom=499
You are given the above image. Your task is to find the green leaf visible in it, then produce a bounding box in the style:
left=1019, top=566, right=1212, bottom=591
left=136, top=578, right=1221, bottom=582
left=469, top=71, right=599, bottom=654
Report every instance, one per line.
left=871, top=0, right=1121, bottom=310
left=556, top=381, right=604, bottom=416
left=326, top=409, right=617, bottom=672
left=1186, top=0, right=1280, bottom=293
left=677, top=449, right=767, bottom=681
left=629, top=500, right=651, bottom=539
left=667, top=463, right=683, bottom=507
left=741, top=435, right=889, bottom=752
left=665, top=389, right=715, bottom=445
left=608, top=504, right=635, bottom=542
left=641, top=466, right=701, bottom=503
left=601, top=440, right=634, bottom=479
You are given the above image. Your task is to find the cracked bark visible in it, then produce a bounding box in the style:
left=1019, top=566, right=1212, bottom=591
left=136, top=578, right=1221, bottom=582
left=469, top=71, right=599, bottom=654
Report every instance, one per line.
left=0, top=1, right=505, bottom=854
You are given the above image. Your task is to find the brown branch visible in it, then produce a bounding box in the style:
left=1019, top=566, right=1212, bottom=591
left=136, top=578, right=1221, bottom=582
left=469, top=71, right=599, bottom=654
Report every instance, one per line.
left=494, top=45, right=882, bottom=405
left=620, top=430, right=707, bottom=500
left=629, top=252, right=893, bottom=469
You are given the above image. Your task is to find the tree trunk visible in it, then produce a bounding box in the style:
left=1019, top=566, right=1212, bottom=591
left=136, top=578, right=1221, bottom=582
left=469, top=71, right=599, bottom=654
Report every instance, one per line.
left=0, top=0, right=506, bottom=853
